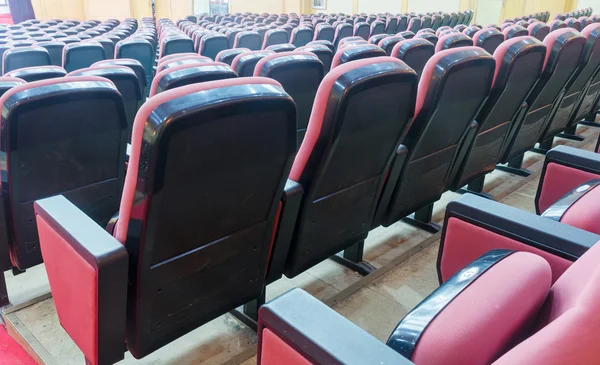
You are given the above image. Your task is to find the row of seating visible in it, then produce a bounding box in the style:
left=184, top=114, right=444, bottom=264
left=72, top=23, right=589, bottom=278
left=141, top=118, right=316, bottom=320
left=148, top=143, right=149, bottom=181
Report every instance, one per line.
left=257, top=143, right=600, bottom=364
left=554, top=7, right=594, bottom=21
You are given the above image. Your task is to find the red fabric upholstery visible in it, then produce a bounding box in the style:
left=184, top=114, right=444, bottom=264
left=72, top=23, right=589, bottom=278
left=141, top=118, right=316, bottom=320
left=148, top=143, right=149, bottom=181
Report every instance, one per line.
left=543, top=28, right=574, bottom=70
left=114, top=77, right=283, bottom=243
left=440, top=217, right=573, bottom=283
left=253, top=51, right=317, bottom=76
left=537, top=162, right=600, bottom=213
left=0, top=325, right=37, bottom=365
left=150, top=61, right=229, bottom=97
left=260, top=328, right=312, bottom=365
left=495, top=241, right=600, bottom=364
left=413, top=252, right=551, bottom=365
left=491, top=36, right=534, bottom=85
left=435, top=33, right=466, bottom=52
left=559, top=185, right=600, bottom=235
left=37, top=215, right=98, bottom=364
left=289, top=56, right=406, bottom=182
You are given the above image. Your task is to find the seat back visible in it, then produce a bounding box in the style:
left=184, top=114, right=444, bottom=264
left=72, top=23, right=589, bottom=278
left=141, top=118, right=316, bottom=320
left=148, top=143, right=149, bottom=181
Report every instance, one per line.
left=62, top=42, right=106, bottom=72
left=231, top=50, right=275, bottom=76
left=473, top=28, right=505, bottom=54
left=440, top=13, right=451, bottom=27
left=37, top=41, right=65, bottom=67
left=407, top=17, right=421, bottom=34
left=255, top=52, right=324, bottom=148
left=115, top=78, right=296, bottom=358
left=436, top=33, right=474, bottom=52
left=370, top=21, right=385, bottom=37
left=1, top=77, right=127, bottom=270
left=503, top=29, right=586, bottom=162
left=296, top=44, right=334, bottom=73
left=416, top=33, right=438, bottom=47
left=70, top=66, right=142, bottom=139
left=198, top=34, right=228, bottom=60
left=315, top=24, right=335, bottom=42
left=266, top=43, right=296, bottom=53
left=432, top=14, right=443, bottom=30
left=151, top=62, right=237, bottom=96
left=331, top=44, right=386, bottom=69
left=234, top=31, right=262, bottom=50
left=291, top=27, right=313, bottom=47
left=421, top=16, right=433, bottom=30
left=542, top=24, right=600, bottom=141
left=368, top=34, right=388, bottom=45
left=503, top=25, right=529, bottom=39
left=528, top=22, right=550, bottom=41
left=464, top=25, right=481, bottom=38
left=3, top=46, right=51, bottom=74
left=379, top=35, right=405, bottom=55
left=565, top=17, right=582, bottom=31
left=92, top=58, right=147, bottom=97
left=262, top=29, right=289, bottom=49
left=381, top=47, right=495, bottom=226
left=284, top=57, right=418, bottom=276
left=216, top=47, right=250, bottom=65
left=385, top=17, right=398, bottom=34
left=451, top=37, right=546, bottom=190
left=5, top=65, right=67, bottom=82
left=549, top=20, right=567, bottom=31
left=333, top=23, right=354, bottom=48
left=158, top=36, right=194, bottom=58
left=354, top=22, right=370, bottom=40
left=115, top=38, right=153, bottom=84
left=391, top=38, right=435, bottom=78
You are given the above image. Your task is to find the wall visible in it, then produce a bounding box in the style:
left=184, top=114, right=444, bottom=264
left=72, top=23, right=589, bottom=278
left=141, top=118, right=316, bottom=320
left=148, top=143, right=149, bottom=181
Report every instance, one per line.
left=357, top=0, right=403, bottom=15
left=407, top=0, right=460, bottom=13
left=85, top=0, right=131, bottom=20
left=313, top=0, right=354, bottom=14
left=229, top=0, right=284, bottom=14
left=577, top=0, right=600, bottom=11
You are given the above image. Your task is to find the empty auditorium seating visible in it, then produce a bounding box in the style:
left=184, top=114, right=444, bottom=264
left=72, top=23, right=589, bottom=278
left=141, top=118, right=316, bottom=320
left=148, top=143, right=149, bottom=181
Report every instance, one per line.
left=216, top=47, right=250, bottom=65
left=254, top=52, right=324, bottom=148
left=281, top=57, right=417, bottom=277
left=262, top=29, right=289, bottom=49
left=36, top=78, right=297, bottom=364
left=92, top=59, right=147, bottom=98
left=151, top=62, right=236, bottom=96
left=2, top=46, right=51, bottom=74
left=5, top=65, right=67, bottom=81
left=266, top=43, right=296, bottom=53
left=115, top=38, right=153, bottom=85
left=231, top=50, right=274, bottom=76
left=473, top=28, right=504, bottom=54
left=435, top=33, right=473, bottom=52
left=290, top=26, right=313, bottom=47
left=500, top=29, right=585, bottom=171
left=375, top=47, right=495, bottom=231
left=314, top=23, right=334, bottom=42
left=379, top=35, right=405, bottom=55
left=503, top=25, right=529, bottom=39
left=296, top=44, right=333, bottom=72
left=354, top=22, right=370, bottom=40
left=449, top=37, right=546, bottom=192
left=331, top=44, right=385, bottom=69
left=62, top=41, right=106, bottom=72
left=528, top=22, right=550, bottom=41
left=391, top=38, right=435, bottom=77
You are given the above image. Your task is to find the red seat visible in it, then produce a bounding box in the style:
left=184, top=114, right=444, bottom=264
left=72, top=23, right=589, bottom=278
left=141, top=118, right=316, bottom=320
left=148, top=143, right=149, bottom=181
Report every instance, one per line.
left=290, top=26, right=313, bottom=47
left=231, top=50, right=274, bottom=76
left=528, top=22, right=550, bottom=41
left=391, top=38, right=435, bottom=78
left=473, top=28, right=504, bottom=54
left=198, top=33, right=228, bottom=60
left=378, top=35, right=405, bottom=55
left=150, top=62, right=237, bottom=96
left=216, top=47, right=250, bottom=65
left=331, top=44, right=385, bottom=69
left=503, top=25, right=529, bottom=39
left=435, top=33, right=473, bottom=52
left=3, top=46, right=51, bottom=74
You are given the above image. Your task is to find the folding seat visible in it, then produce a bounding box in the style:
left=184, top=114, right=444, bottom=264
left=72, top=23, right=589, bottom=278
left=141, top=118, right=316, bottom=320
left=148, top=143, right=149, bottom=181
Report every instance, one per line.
left=457, top=11, right=466, bottom=25
left=465, top=10, right=474, bottom=25
left=62, top=42, right=106, bottom=72
left=296, top=44, right=333, bottom=73
left=306, top=39, right=335, bottom=53
left=528, top=22, right=550, bottom=41
left=548, top=20, right=567, bottom=31
left=337, top=36, right=366, bottom=49
left=397, top=15, right=409, bottom=32
left=579, top=16, right=592, bottom=29
left=36, top=78, right=297, bottom=364
left=391, top=38, right=435, bottom=77
left=421, top=16, right=432, bottom=30
left=333, top=23, right=353, bottom=48
left=416, top=28, right=434, bottom=35
left=503, top=25, right=528, bottom=39
left=290, top=26, right=313, bottom=47
left=0, top=76, right=127, bottom=306
left=438, top=28, right=460, bottom=37
left=449, top=37, right=546, bottom=193
left=431, top=14, right=442, bottom=30
left=397, top=30, right=415, bottom=39
left=150, top=62, right=237, bottom=97
left=415, top=33, right=438, bottom=47
left=473, top=28, right=504, bottom=54
left=385, top=17, right=398, bottom=34
left=314, top=23, right=334, bottom=42
left=216, top=47, right=250, bottom=65
left=538, top=25, right=600, bottom=150
left=379, top=35, right=405, bottom=55
left=277, top=57, right=417, bottom=277
left=331, top=44, right=385, bottom=69
left=114, top=38, right=152, bottom=87
left=156, top=55, right=212, bottom=74
left=375, top=47, right=494, bottom=231
left=448, top=12, right=459, bottom=28
left=369, top=33, right=388, bottom=45
left=464, top=25, right=481, bottom=37
left=565, top=17, right=582, bottom=31
left=5, top=65, right=67, bottom=82
left=435, top=25, right=451, bottom=36
left=11, top=40, right=36, bottom=48
left=454, top=24, right=467, bottom=32
left=262, top=29, right=289, bottom=49
left=231, top=50, right=274, bottom=76
left=440, top=13, right=451, bottom=27
left=93, top=59, right=147, bottom=98
left=158, top=36, right=194, bottom=58
left=370, top=20, right=385, bottom=37
left=435, top=33, right=473, bottom=52
left=499, top=29, right=585, bottom=173
left=354, top=22, right=370, bottom=40
left=254, top=52, right=324, bottom=148
left=2, top=45, right=51, bottom=76
left=485, top=24, right=501, bottom=31
left=407, top=17, right=421, bottom=34
left=77, top=34, right=93, bottom=40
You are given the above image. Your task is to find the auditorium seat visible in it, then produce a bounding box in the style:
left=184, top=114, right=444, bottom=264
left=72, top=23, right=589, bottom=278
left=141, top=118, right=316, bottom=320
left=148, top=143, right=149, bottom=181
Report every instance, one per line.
left=331, top=44, right=385, bottom=69
left=539, top=24, right=600, bottom=149
left=449, top=37, right=546, bottom=193
left=62, top=41, right=105, bottom=72
left=503, top=25, right=529, bottom=39
left=290, top=26, right=313, bottom=47
left=473, top=27, right=504, bottom=54
left=158, top=35, right=194, bottom=58
left=435, top=33, right=473, bottom=52
left=379, top=35, right=405, bottom=55
left=115, top=38, right=153, bottom=84
left=415, top=32, right=438, bottom=46
left=35, top=77, right=297, bottom=364
left=369, top=34, right=388, bottom=45
left=156, top=55, right=210, bottom=74
left=262, top=29, right=289, bottom=49
left=281, top=57, right=418, bottom=277
left=407, top=17, right=421, bottom=34
left=385, top=17, right=398, bottom=34
left=565, top=17, right=582, bottom=31
left=70, top=66, right=141, bottom=138
left=254, top=52, right=324, bottom=148
left=421, top=16, right=433, bottom=30
left=0, top=76, right=127, bottom=286
left=231, top=50, right=275, bottom=76
left=463, top=25, right=481, bottom=37
left=397, top=30, right=415, bottom=39
left=216, top=47, right=250, bottom=65
left=2, top=46, right=51, bottom=74
left=197, top=34, right=228, bottom=60
left=296, top=44, right=333, bottom=73
left=5, top=65, right=67, bottom=82
left=354, top=22, right=370, bottom=40
left=266, top=43, right=296, bottom=53
left=391, top=38, right=435, bottom=77
left=435, top=25, right=451, bottom=35
left=314, top=23, right=334, bottom=42
left=150, top=62, right=237, bottom=96
left=370, top=20, right=385, bottom=37
left=548, top=19, right=567, bottom=31
left=528, top=22, right=550, bottom=41
left=92, top=59, right=147, bottom=98
left=500, top=29, right=585, bottom=171
left=375, top=47, right=495, bottom=231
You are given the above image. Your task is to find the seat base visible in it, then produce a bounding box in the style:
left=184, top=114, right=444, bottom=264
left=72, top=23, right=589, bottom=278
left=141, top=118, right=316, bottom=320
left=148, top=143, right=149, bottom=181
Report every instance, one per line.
left=579, top=120, right=600, bottom=128
left=330, top=241, right=376, bottom=276
left=496, top=154, right=531, bottom=177
left=0, top=273, right=7, bottom=308
left=229, top=292, right=265, bottom=331
left=531, top=139, right=554, bottom=155
left=457, top=176, right=494, bottom=200
left=402, top=204, right=441, bottom=234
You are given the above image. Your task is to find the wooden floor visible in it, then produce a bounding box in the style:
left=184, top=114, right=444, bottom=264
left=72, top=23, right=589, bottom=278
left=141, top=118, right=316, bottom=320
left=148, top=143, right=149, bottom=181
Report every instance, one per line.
left=2, top=125, right=598, bottom=365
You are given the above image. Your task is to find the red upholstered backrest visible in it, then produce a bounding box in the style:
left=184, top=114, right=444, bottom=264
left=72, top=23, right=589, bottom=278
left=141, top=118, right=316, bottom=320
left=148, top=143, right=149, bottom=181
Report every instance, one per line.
left=494, top=241, right=600, bottom=364
left=537, top=162, right=600, bottom=213
left=542, top=28, right=574, bottom=70
left=150, top=61, right=229, bottom=97
left=114, top=77, right=283, bottom=243
left=559, top=185, right=600, bottom=235
left=260, top=328, right=312, bottom=365
left=412, top=252, right=551, bottom=365
left=491, top=36, right=536, bottom=85
left=230, top=50, right=275, bottom=72
left=253, top=51, right=317, bottom=76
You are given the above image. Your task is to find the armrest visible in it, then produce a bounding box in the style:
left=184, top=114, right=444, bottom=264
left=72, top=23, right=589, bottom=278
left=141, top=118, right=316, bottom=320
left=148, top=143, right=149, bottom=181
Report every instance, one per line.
left=258, top=288, right=413, bottom=365
left=34, top=195, right=128, bottom=365
left=446, top=120, right=478, bottom=190
left=266, top=179, right=303, bottom=284
left=439, top=194, right=600, bottom=283
left=371, top=144, right=408, bottom=229
left=535, top=145, right=600, bottom=213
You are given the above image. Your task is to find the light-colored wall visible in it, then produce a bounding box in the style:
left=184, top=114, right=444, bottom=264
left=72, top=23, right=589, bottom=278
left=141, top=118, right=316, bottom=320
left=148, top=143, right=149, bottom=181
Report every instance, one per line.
left=407, top=0, right=460, bottom=13
left=357, top=0, right=403, bottom=14
left=577, top=0, right=600, bottom=12
left=229, top=0, right=284, bottom=14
